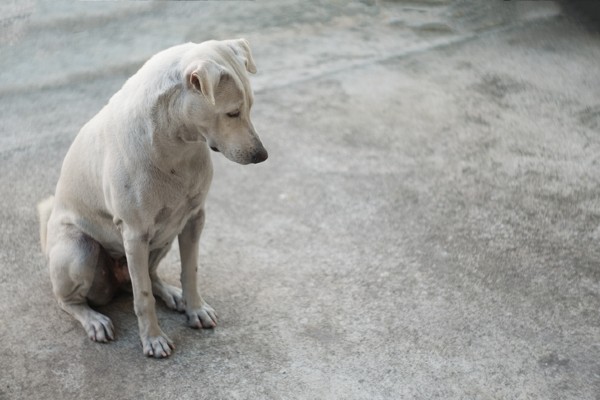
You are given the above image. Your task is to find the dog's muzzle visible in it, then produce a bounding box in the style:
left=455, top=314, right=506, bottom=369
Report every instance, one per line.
left=251, top=147, right=268, bottom=164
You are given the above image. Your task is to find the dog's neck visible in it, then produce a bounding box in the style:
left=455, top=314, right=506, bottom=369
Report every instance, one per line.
left=107, top=50, right=213, bottom=177
left=150, top=86, right=211, bottom=176
left=109, top=80, right=210, bottom=179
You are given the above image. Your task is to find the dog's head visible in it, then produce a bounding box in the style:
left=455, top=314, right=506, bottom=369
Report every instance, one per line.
left=180, top=39, right=267, bottom=165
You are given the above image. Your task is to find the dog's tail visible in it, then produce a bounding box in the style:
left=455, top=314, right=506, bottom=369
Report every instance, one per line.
left=37, top=196, right=55, bottom=255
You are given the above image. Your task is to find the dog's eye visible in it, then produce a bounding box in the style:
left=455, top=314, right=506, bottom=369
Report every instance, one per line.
left=226, top=111, right=240, bottom=118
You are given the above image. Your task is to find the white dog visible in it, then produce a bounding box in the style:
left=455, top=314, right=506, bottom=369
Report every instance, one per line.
left=37, top=39, right=267, bottom=358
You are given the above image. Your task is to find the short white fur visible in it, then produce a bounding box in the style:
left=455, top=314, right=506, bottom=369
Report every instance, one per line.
left=37, top=39, right=267, bottom=358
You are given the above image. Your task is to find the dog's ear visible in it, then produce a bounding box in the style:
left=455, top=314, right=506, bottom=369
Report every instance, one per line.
left=187, top=60, right=223, bottom=106
left=230, top=38, right=257, bottom=74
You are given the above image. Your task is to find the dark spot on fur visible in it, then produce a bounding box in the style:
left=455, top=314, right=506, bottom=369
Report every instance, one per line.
left=97, top=210, right=112, bottom=220
left=141, top=291, right=149, bottom=297
left=221, top=73, right=231, bottom=83
left=154, top=206, right=172, bottom=224
left=187, top=194, right=203, bottom=213
left=140, top=232, right=150, bottom=243
left=170, top=169, right=176, bottom=174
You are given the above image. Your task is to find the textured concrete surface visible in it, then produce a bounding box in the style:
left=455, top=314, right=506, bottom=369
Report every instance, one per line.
left=1, top=1, right=600, bottom=399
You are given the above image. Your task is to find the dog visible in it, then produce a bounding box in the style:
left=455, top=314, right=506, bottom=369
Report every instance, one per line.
left=37, top=39, right=267, bottom=358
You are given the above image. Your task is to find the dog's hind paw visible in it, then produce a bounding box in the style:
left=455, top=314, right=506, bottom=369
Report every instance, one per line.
left=186, top=302, right=217, bottom=329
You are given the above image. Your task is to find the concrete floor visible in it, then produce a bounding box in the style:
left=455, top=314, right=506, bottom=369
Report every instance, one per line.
left=1, top=1, right=600, bottom=399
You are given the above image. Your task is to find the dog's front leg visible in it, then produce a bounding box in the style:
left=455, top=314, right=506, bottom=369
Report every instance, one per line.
left=123, top=226, right=174, bottom=357
left=178, top=210, right=218, bottom=329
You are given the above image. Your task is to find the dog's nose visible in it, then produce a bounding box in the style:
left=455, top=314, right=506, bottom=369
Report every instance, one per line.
left=251, top=148, right=268, bottom=164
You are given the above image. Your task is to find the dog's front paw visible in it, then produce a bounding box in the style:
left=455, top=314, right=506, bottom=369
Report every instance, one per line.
left=141, top=331, right=174, bottom=358
left=84, top=311, right=115, bottom=343
left=186, top=302, right=217, bottom=329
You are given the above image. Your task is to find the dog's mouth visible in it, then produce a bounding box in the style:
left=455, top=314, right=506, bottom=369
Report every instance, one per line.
left=209, top=146, right=220, bottom=153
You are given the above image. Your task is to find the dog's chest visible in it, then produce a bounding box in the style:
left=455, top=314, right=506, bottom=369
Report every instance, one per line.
left=148, top=191, right=204, bottom=249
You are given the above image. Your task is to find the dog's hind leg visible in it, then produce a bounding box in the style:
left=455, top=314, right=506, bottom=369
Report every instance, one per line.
left=47, top=230, right=116, bottom=342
